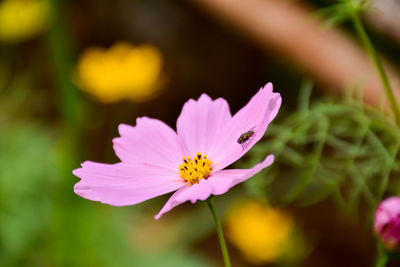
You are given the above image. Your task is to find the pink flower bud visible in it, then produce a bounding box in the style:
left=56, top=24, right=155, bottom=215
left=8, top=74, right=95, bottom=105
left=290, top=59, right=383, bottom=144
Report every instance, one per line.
left=374, top=197, right=400, bottom=250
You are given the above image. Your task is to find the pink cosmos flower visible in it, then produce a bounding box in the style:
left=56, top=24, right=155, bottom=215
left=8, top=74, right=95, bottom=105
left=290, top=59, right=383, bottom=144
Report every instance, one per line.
left=73, top=83, right=281, bottom=219
left=374, top=196, right=400, bottom=250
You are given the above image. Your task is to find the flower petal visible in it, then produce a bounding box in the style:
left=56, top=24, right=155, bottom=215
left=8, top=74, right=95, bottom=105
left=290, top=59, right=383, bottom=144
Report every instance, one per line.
left=73, top=161, right=184, bottom=206
left=154, top=154, right=274, bottom=219
left=113, top=117, right=185, bottom=170
left=176, top=94, right=232, bottom=158
left=211, top=83, right=281, bottom=171
left=207, top=154, right=274, bottom=195
left=154, top=180, right=212, bottom=220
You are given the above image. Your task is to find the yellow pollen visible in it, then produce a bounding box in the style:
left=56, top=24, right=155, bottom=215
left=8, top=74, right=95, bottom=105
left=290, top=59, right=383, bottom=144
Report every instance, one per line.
left=179, top=152, right=213, bottom=185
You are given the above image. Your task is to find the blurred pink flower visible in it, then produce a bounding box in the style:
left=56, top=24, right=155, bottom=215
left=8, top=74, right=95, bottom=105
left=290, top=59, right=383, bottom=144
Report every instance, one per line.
left=73, top=83, right=281, bottom=219
left=374, top=196, right=400, bottom=250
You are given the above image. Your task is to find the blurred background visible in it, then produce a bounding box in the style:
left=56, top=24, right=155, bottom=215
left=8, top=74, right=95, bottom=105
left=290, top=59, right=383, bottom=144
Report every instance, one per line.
left=1, top=0, right=400, bottom=266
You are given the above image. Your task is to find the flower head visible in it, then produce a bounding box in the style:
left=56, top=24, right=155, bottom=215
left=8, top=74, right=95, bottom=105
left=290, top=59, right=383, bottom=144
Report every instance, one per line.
left=374, top=196, right=400, bottom=250
left=73, top=83, right=281, bottom=219
left=0, top=0, right=48, bottom=43
left=77, top=42, right=163, bottom=103
left=226, top=200, right=293, bottom=264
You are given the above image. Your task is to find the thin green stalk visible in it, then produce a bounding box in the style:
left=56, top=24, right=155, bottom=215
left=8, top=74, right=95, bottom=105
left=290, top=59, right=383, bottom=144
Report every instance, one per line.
left=375, top=242, right=388, bottom=267
left=206, top=198, right=231, bottom=267
left=298, top=78, right=313, bottom=112
left=47, top=0, right=80, bottom=130
left=376, top=255, right=388, bottom=267
left=346, top=0, right=400, bottom=125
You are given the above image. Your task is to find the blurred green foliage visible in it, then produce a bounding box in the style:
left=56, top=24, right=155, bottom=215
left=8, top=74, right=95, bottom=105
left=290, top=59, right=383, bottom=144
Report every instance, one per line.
left=244, top=81, right=400, bottom=221
left=313, top=0, right=370, bottom=29
left=0, top=123, right=57, bottom=266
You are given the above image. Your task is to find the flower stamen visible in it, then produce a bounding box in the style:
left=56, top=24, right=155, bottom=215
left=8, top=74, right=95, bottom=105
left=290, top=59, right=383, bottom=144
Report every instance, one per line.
left=179, top=152, right=213, bottom=185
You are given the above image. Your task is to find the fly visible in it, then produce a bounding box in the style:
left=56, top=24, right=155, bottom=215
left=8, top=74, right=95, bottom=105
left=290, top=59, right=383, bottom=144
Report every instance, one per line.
left=237, top=127, right=256, bottom=150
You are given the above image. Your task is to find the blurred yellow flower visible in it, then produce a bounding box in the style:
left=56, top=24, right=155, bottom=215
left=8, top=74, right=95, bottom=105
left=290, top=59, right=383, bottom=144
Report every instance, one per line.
left=226, top=200, right=294, bottom=264
left=77, top=42, right=164, bottom=103
left=0, top=0, right=48, bottom=42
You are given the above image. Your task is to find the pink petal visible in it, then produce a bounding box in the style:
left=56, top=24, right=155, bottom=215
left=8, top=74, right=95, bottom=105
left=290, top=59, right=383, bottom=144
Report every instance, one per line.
left=211, top=83, right=281, bottom=171
left=375, top=197, right=400, bottom=235
left=73, top=161, right=185, bottom=206
left=154, top=180, right=212, bottom=220
left=176, top=94, right=232, bottom=158
left=154, top=154, right=274, bottom=219
left=113, top=117, right=185, bottom=170
left=207, top=154, right=274, bottom=195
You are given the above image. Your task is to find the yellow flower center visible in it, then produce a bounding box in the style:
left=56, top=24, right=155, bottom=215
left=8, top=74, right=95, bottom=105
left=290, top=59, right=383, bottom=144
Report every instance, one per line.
left=179, top=152, right=213, bottom=185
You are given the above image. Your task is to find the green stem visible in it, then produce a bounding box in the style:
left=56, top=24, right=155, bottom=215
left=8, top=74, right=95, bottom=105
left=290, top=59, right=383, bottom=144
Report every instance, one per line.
left=375, top=252, right=388, bottom=267
left=47, top=0, right=80, bottom=129
left=206, top=198, right=231, bottom=267
left=375, top=242, right=388, bottom=267
left=346, top=0, right=400, bottom=125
